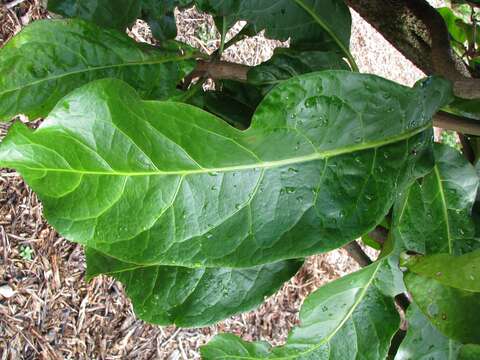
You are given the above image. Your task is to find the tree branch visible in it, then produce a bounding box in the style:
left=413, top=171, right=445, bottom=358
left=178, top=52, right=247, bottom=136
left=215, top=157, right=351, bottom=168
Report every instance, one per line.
left=346, top=0, right=480, bottom=99
left=343, top=241, right=373, bottom=267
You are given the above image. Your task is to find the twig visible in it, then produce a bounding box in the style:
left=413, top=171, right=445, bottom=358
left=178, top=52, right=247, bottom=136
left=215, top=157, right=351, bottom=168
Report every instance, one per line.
left=343, top=240, right=372, bottom=267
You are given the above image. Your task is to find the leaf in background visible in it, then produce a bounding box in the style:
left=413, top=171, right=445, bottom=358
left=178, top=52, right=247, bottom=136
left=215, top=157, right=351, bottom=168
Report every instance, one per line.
left=0, top=72, right=451, bottom=268
left=406, top=250, right=480, bottom=292
left=192, top=49, right=349, bottom=129
left=86, top=248, right=302, bottom=327
left=0, top=19, right=196, bottom=121
left=395, top=304, right=464, bottom=360
left=47, top=0, right=142, bottom=30
left=195, top=0, right=355, bottom=68
left=189, top=80, right=263, bottom=129
left=248, top=48, right=349, bottom=91
left=201, top=260, right=400, bottom=359
left=391, top=144, right=479, bottom=255
left=405, top=271, right=480, bottom=345
left=438, top=7, right=468, bottom=44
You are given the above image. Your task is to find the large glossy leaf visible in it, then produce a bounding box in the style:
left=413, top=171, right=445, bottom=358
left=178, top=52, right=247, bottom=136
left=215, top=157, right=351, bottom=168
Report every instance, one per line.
left=201, top=260, right=400, bottom=359
left=86, top=248, right=302, bottom=327
left=392, top=144, right=479, bottom=255
left=0, top=72, right=451, bottom=268
left=396, top=304, right=466, bottom=360
left=0, top=19, right=196, bottom=121
left=406, top=250, right=480, bottom=292
left=47, top=0, right=142, bottom=30
left=405, top=272, right=480, bottom=344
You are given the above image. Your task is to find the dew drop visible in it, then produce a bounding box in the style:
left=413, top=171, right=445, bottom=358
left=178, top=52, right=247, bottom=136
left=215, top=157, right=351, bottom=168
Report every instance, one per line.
left=285, top=187, right=296, bottom=194
left=209, top=171, right=219, bottom=177
left=206, top=233, right=213, bottom=239
left=211, top=185, right=217, bottom=191
left=304, top=96, right=319, bottom=108
left=296, top=196, right=304, bottom=203
left=288, top=167, right=299, bottom=174
left=235, top=203, right=242, bottom=210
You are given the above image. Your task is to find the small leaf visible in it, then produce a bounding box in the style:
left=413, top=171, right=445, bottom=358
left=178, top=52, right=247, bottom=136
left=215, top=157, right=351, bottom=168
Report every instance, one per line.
left=392, top=143, right=479, bottom=255
left=86, top=248, right=301, bottom=327
left=405, top=272, right=480, bottom=344
left=0, top=19, right=196, bottom=121
left=406, top=250, right=480, bottom=292
left=201, top=260, right=400, bottom=359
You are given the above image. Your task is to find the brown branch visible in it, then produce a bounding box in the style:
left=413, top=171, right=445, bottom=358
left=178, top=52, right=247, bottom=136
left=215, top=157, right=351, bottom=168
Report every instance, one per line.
left=346, top=0, right=480, bottom=99
left=343, top=241, right=373, bottom=267
left=433, top=111, right=480, bottom=135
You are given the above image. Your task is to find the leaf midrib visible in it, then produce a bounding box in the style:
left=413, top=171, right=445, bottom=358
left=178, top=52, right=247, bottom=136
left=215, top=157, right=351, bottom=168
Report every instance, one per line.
left=10, top=123, right=429, bottom=176
left=433, top=165, right=453, bottom=254
left=209, top=262, right=382, bottom=360
left=0, top=53, right=193, bottom=97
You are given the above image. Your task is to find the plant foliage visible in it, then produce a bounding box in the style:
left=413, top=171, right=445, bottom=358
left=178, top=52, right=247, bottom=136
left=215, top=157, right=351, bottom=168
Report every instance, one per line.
left=0, top=0, right=479, bottom=358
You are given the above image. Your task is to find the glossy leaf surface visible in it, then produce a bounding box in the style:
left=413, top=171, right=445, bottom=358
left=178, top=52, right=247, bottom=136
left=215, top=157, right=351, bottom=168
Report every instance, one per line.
left=396, top=304, right=464, bottom=360
left=0, top=72, right=451, bottom=268
left=0, top=19, right=196, bottom=121
left=86, top=248, right=301, bottom=327
left=47, top=0, right=142, bottom=30
left=405, top=272, right=480, bottom=344
left=407, top=250, right=480, bottom=292
left=392, top=144, right=479, bottom=255
left=201, top=260, right=400, bottom=359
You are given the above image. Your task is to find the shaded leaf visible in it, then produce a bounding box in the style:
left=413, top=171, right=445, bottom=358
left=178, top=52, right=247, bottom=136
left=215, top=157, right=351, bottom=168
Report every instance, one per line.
left=406, top=250, right=480, bottom=292
left=405, top=272, right=480, bottom=344
left=0, top=19, right=196, bottom=121
left=195, top=0, right=354, bottom=65
left=86, top=248, right=301, bottom=327
left=396, top=304, right=464, bottom=360
left=201, top=260, right=400, bottom=359
left=0, top=72, right=451, bottom=268
left=47, top=0, right=142, bottom=30
left=392, top=144, right=479, bottom=255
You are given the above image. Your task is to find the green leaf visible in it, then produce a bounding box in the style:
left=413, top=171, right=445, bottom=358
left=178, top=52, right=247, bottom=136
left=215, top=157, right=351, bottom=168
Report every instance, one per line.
left=460, top=345, right=480, bottom=360
left=86, top=248, right=301, bottom=327
left=140, top=0, right=180, bottom=41
left=395, top=304, right=463, bottom=360
left=201, top=260, right=400, bottom=359
left=0, top=19, right=196, bottom=121
left=392, top=144, right=479, bottom=255
left=0, top=72, right=451, bottom=268
left=248, top=48, right=350, bottom=89
left=193, top=49, right=349, bottom=129
left=195, top=0, right=355, bottom=68
left=438, top=7, right=469, bottom=44
left=405, top=272, right=480, bottom=344
left=406, top=250, right=480, bottom=292
left=47, top=0, right=143, bottom=30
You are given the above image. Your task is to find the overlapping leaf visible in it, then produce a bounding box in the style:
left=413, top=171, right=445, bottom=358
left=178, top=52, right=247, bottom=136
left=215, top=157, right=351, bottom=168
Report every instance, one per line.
left=392, top=144, right=479, bottom=255
left=407, top=250, right=480, bottom=291
left=0, top=72, right=451, bottom=268
left=0, top=19, right=196, bottom=121
left=86, top=248, right=301, bottom=327
left=192, top=49, right=349, bottom=128
left=201, top=260, right=400, bottom=359
left=405, top=271, right=480, bottom=344
left=396, top=304, right=478, bottom=360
